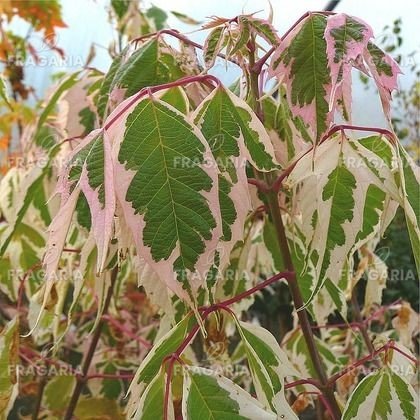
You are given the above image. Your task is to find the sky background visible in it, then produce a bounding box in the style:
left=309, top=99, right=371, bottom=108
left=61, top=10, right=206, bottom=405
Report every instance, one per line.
left=10, top=0, right=420, bottom=127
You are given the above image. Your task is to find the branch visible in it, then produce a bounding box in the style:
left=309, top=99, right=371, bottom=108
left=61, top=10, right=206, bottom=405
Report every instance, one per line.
left=327, top=340, right=418, bottom=386
left=251, top=47, right=275, bottom=74
left=365, top=299, right=402, bottom=323
left=351, top=290, right=376, bottom=355
left=272, top=152, right=309, bottom=192
left=32, top=360, right=49, bottom=420
left=214, top=271, right=294, bottom=307
left=63, top=266, right=118, bottom=420
left=248, top=35, right=342, bottom=418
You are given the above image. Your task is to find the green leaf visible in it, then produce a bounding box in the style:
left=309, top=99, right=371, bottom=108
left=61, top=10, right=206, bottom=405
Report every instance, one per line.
left=61, top=129, right=115, bottom=273
left=159, top=86, right=189, bottom=114
left=270, top=14, right=331, bottom=141
left=44, top=376, right=76, bottom=412
left=70, top=132, right=105, bottom=205
left=0, top=317, right=19, bottom=415
left=195, top=85, right=278, bottom=172
left=397, top=145, right=420, bottom=276
left=245, top=16, right=280, bottom=46
left=35, top=72, right=80, bottom=146
left=127, top=315, right=195, bottom=418
left=0, top=145, right=60, bottom=257
left=96, top=47, right=126, bottom=120
left=117, top=97, right=220, bottom=294
left=343, top=368, right=418, bottom=420
left=111, top=0, right=130, bottom=19
left=146, top=6, right=168, bottom=30
left=171, top=11, right=202, bottom=25
left=203, top=26, right=225, bottom=68
left=111, top=39, right=185, bottom=99
left=134, top=369, right=170, bottom=420
left=75, top=192, right=91, bottom=230
left=228, top=16, right=251, bottom=56
left=0, top=74, right=12, bottom=110
left=100, top=363, right=123, bottom=400
left=182, top=366, right=276, bottom=419
left=307, top=155, right=357, bottom=303
left=287, top=137, right=395, bottom=309
left=74, top=397, right=124, bottom=420
left=218, top=175, right=237, bottom=242
left=284, top=329, right=346, bottom=379
left=235, top=321, right=298, bottom=417
left=263, top=218, right=284, bottom=272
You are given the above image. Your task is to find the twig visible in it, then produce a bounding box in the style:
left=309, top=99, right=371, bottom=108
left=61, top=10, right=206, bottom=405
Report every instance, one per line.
left=32, top=365, right=48, bottom=420
left=247, top=177, right=271, bottom=193
left=285, top=378, right=322, bottom=390
left=101, top=315, right=152, bottom=349
left=351, top=290, right=376, bottom=355
left=63, top=266, right=119, bottom=420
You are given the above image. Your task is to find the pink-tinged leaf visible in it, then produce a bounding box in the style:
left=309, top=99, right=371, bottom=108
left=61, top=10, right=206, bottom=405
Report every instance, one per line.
left=203, top=26, right=225, bottom=68
left=363, top=42, right=402, bottom=119
left=324, top=14, right=373, bottom=121
left=106, top=93, right=222, bottom=304
left=35, top=185, right=81, bottom=333
left=245, top=16, right=280, bottom=46
left=192, top=88, right=251, bottom=271
left=78, top=131, right=116, bottom=273
left=135, top=255, right=172, bottom=314
left=269, top=14, right=332, bottom=142
left=55, top=129, right=103, bottom=202
left=262, top=93, right=312, bottom=167
left=56, top=128, right=115, bottom=274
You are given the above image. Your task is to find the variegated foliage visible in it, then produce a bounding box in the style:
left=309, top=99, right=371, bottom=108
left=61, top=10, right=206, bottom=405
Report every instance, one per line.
left=0, top=9, right=418, bottom=420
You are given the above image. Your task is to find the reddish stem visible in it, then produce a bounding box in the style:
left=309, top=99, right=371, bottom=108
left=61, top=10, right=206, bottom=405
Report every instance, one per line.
left=322, top=124, right=396, bottom=144
left=281, top=11, right=335, bottom=42
left=132, top=29, right=237, bottom=65
left=104, top=74, right=220, bottom=130
left=325, top=340, right=420, bottom=386
left=17, top=262, right=42, bottom=313
left=247, top=177, right=271, bottom=192
left=163, top=356, right=177, bottom=420
left=318, top=392, right=336, bottom=420
left=85, top=372, right=134, bottom=380
left=62, top=247, right=81, bottom=253
left=252, top=47, right=275, bottom=74
left=389, top=344, right=419, bottom=365
left=102, top=315, right=152, bottom=349
left=272, top=123, right=397, bottom=192
left=285, top=378, right=322, bottom=390
left=272, top=147, right=313, bottom=191
left=365, top=299, right=402, bottom=323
